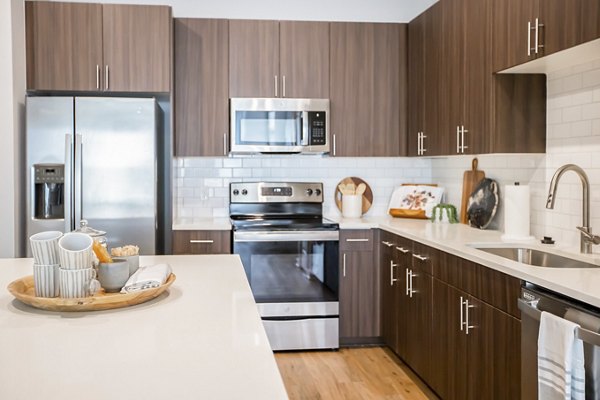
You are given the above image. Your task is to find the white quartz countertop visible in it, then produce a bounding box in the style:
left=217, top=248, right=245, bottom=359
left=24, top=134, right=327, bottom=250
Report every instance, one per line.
left=338, top=216, right=600, bottom=309
left=172, top=218, right=232, bottom=230
left=0, top=255, right=287, bottom=400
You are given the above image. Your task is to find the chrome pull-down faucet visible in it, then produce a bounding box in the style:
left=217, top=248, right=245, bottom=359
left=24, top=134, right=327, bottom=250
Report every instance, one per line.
left=546, top=164, right=599, bottom=253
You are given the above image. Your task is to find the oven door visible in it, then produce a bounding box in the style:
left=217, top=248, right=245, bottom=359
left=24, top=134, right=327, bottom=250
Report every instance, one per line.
left=233, top=230, right=339, bottom=305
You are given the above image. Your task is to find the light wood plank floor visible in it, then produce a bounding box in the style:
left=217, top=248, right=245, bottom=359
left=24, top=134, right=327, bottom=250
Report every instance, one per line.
left=275, top=347, right=438, bottom=400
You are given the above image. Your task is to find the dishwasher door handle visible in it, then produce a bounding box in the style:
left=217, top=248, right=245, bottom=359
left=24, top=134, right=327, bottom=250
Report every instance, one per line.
left=518, top=298, right=600, bottom=347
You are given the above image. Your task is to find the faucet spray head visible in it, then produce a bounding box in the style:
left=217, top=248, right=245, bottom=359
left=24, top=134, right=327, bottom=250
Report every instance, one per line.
left=546, top=193, right=555, bottom=209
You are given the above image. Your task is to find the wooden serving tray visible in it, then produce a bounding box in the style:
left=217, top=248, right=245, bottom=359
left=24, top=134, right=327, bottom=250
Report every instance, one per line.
left=7, top=273, right=176, bottom=312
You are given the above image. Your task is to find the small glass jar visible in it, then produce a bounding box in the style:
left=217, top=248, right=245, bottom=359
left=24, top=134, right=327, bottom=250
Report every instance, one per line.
left=74, top=219, right=107, bottom=247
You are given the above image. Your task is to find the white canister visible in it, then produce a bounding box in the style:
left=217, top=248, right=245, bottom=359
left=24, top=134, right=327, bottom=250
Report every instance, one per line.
left=342, top=194, right=363, bottom=218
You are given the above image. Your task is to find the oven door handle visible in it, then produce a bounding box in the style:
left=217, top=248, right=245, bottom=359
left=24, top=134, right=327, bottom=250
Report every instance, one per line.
left=234, top=231, right=339, bottom=242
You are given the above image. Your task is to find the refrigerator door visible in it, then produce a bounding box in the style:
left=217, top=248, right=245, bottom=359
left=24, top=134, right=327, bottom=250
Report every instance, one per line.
left=26, top=96, right=75, bottom=255
left=75, top=97, right=157, bottom=254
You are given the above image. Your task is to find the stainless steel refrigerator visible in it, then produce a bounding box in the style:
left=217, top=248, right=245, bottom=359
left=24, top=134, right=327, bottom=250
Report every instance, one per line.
left=26, top=96, right=159, bottom=255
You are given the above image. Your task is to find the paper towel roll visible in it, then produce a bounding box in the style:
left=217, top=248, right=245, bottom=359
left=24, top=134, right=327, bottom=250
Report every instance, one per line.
left=501, top=184, right=535, bottom=241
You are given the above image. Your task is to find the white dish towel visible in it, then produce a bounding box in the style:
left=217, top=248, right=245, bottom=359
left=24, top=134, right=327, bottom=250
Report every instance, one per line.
left=538, top=311, right=586, bottom=400
left=120, top=263, right=172, bottom=294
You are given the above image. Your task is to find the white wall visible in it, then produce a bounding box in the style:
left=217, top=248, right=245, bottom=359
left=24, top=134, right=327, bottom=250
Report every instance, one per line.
left=44, top=0, right=436, bottom=22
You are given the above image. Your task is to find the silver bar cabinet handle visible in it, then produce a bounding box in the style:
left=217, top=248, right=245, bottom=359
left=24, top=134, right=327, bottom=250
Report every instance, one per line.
left=223, top=133, right=227, bottom=156
left=390, top=261, right=398, bottom=286
left=527, top=21, right=532, bottom=56
left=536, top=18, right=544, bottom=53
left=465, top=299, right=475, bottom=335
left=460, top=296, right=465, bottom=331
left=333, top=134, right=336, bottom=156
left=346, top=238, right=369, bottom=242
left=456, top=126, right=460, bottom=153
left=405, top=268, right=409, bottom=295
left=421, top=134, right=427, bottom=154
left=381, top=241, right=394, bottom=248
left=461, top=126, right=468, bottom=152
left=190, top=239, right=214, bottom=244
left=343, top=253, right=346, bottom=277
left=105, top=65, right=109, bottom=90
left=96, top=65, right=100, bottom=90
left=274, top=75, right=278, bottom=97
left=282, top=75, right=286, bottom=98
left=395, top=246, right=409, bottom=254
left=418, top=132, right=422, bottom=155
left=408, top=270, right=414, bottom=298
left=412, top=254, right=427, bottom=261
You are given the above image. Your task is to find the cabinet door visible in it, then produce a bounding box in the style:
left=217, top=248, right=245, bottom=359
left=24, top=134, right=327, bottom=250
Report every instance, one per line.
left=174, top=19, right=229, bottom=157
left=279, top=21, right=329, bottom=99
left=492, top=0, right=539, bottom=72
left=172, top=231, right=231, bottom=254
left=466, top=296, right=521, bottom=399
left=407, top=12, right=425, bottom=157
left=229, top=20, right=279, bottom=98
left=404, top=270, right=432, bottom=383
left=25, top=1, right=103, bottom=91
left=580, top=1, right=600, bottom=44
left=380, top=234, right=399, bottom=352
left=430, top=279, right=468, bottom=400
left=462, top=0, right=490, bottom=155
left=102, top=4, right=171, bottom=92
left=539, top=0, right=582, bottom=57
left=330, top=23, right=405, bottom=157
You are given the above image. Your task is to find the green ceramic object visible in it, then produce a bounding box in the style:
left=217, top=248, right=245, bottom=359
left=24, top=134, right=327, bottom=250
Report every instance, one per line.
left=430, top=203, right=459, bottom=224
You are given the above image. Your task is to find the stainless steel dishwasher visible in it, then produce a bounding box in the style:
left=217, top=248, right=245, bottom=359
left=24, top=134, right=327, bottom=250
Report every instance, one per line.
left=519, top=283, right=600, bottom=399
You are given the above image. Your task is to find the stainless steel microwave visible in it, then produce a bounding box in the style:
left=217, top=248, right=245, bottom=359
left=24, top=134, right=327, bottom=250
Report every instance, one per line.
left=229, top=98, right=330, bottom=155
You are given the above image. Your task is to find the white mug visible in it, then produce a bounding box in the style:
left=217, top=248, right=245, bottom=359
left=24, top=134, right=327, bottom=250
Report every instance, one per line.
left=33, top=263, right=60, bottom=298
left=58, top=232, right=93, bottom=270
left=30, top=231, right=62, bottom=265
left=59, top=267, right=99, bottom=298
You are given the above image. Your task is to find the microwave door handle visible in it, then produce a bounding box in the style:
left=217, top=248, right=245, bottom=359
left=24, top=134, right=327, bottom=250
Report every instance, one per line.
left=301, top=111, right=309, bottom=146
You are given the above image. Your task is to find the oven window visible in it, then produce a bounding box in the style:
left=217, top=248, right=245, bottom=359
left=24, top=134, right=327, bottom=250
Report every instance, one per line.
left=235, top=111, right=302, bottom=146
left=234, top=240, right=339, bottom=303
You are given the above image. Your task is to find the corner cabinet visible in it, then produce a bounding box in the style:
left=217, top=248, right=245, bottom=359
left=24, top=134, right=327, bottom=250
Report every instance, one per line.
left=330, top=22, right=407, bottom=157
left=172, top=231, right=231, bottom=255
left=174, top=19, right=229, bottom=157
left=26, top=1, right=171, bottom=93
left=339, top=230, right=380, bottom=345
left=379, top=229, right=521, bottom=399
left=228, top=20, right=329, bottom=99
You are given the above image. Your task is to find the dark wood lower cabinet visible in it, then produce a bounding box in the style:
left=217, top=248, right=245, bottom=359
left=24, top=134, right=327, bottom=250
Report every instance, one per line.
left=379, top=229, right=521, bottom=400
left=340, top=230, right=379, bottom=344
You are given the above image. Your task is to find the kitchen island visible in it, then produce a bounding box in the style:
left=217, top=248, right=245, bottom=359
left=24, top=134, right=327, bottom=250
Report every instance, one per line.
left=0, top=255, right=288, bottom=400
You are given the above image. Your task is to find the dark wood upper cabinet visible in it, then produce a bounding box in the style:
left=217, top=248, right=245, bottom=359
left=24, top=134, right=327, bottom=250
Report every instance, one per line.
left=102, top=5, right=171, bottom=92
left=26, top=1, right=171, bottom=93
left=407, top=12, right=425, bottom=157
left=174, top=19, right=229, bottom=157
left=229, top=20, right=279, bottom=98
left=279, top=21, right=329, bottom=99
left=330, top=22, right=406, bottom=157
left=26, top=1, right=103, bottom=91
left=229, top=20, right=329, bottom=99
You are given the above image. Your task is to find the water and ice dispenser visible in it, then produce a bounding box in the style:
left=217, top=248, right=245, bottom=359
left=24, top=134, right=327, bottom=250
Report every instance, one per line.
left=33, top=164, right=64, bottom=220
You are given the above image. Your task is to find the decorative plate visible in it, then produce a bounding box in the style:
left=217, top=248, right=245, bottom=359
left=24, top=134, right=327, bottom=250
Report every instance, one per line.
left=467, top=178, right=499, bottom=229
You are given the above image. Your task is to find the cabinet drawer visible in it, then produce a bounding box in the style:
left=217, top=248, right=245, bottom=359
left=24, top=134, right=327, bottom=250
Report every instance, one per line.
left=340, top=229, right=374, bottom=251
left=172, top=230, right=231, bottom=254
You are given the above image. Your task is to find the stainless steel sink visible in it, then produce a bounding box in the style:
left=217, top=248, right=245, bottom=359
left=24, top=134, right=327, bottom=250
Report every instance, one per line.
left=474, top=246, right=600, bottom=268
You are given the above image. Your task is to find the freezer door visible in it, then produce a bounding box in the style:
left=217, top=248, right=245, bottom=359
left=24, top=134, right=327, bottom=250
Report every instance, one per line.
left=75, top=97, right=157, bottom=254
left=26, top=96, right=75, bottom=253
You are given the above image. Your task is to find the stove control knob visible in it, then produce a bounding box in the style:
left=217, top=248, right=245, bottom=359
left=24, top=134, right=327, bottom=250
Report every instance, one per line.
left=315, top=188, right=322, bottom=196
left=306, top=189, right=313, bottom=196
left=232, top=189, right=239, bottom=196
left=241, top=189, right=248, bottom=195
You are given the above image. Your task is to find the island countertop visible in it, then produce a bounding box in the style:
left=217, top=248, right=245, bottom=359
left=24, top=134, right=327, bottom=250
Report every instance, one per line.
left=0, top=255, right=288, bottom=400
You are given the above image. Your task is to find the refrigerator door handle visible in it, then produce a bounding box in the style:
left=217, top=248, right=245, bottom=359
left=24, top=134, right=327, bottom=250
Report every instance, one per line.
left=64, top=134, right=74, bottom=233
left=74, top=134, right=83, bottom=228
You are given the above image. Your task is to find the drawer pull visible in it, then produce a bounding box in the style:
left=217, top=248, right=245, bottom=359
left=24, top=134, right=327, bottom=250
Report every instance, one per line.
left=381, top=241, right=394, bottom=247
left=346, top=238, right=369, bottom=242
left=190, top=239, right=214, bottom=244
left=412, top=254, right=428, bottom=261
left=395, top=246, right=409, bottom=254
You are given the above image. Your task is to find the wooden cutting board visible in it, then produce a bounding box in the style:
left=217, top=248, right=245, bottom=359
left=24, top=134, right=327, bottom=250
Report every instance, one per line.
left=460, top=158, right=485, bottom=224
left=334, top=177, right=373, bottom=215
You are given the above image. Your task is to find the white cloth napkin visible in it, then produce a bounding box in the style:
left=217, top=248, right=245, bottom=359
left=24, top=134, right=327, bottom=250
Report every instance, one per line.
left=538, top=311, right=585, bottom=400
left=120, top=263, right=172, bottom=294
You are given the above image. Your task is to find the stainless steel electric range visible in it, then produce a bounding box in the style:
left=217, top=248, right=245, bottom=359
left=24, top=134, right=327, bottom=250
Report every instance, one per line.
left=230, top=182, right=339, bottom=351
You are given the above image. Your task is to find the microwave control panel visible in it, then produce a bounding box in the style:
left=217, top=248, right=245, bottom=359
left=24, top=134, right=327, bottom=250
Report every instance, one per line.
left=307, top=111, right=326, bottom=146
